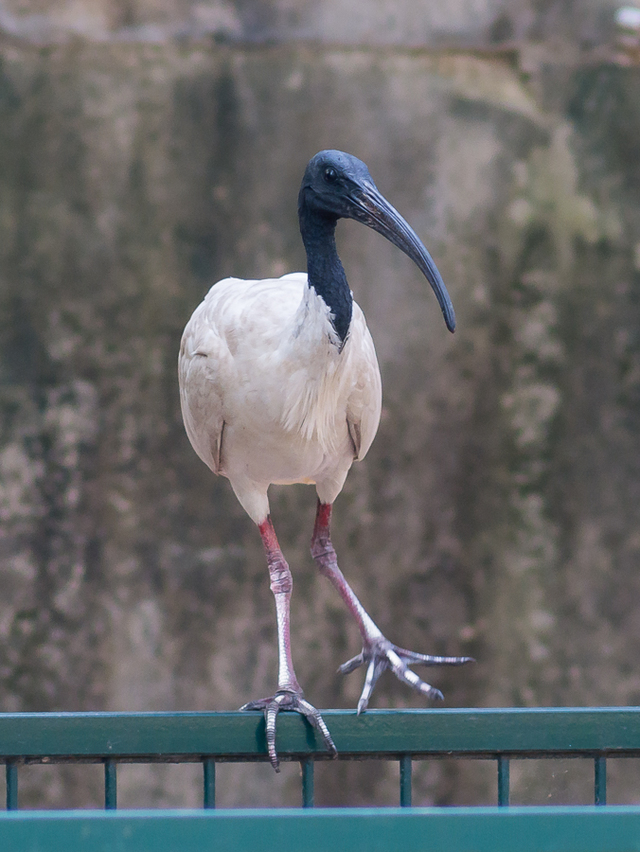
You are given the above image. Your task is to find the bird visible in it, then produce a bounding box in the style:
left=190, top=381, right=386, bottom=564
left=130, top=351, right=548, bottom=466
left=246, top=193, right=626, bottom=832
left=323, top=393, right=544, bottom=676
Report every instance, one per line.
left=178, top=149, right=472, bottom=771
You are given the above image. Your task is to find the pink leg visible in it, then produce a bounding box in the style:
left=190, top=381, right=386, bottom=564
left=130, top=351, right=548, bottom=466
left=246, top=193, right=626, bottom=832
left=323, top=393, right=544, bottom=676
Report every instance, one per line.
left=311, top=500, right=473, bottom=713
left=240, top=516, right=337, bottom=771
left=259, top=517, right=301, bottom=693
left=311, top=502, right=384, bottom=645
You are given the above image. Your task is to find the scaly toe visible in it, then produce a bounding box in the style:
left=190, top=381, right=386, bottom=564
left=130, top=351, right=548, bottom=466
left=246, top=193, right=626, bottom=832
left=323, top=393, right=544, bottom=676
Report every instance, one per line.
left=240, top=690, right=337, bottom=771
left=342, top=637, right=472, bottom=712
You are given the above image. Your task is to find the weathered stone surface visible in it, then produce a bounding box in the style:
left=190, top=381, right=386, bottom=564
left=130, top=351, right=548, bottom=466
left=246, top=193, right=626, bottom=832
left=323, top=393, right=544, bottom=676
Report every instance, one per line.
left=1, top=0, right=640, bottom=808
left=0, top=0, right=627, bottom=46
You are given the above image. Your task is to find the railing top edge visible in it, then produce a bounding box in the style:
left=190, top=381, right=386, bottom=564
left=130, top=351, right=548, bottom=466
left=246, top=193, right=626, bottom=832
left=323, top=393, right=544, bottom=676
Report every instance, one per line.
left=0, top=706, right=638, bottom=720
left=2, top=805, right=640, bottom=819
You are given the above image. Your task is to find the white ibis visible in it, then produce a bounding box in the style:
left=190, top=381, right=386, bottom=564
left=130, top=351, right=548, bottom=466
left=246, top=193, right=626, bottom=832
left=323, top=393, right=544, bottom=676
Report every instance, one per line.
left=179, top=150, right=472, bottom=770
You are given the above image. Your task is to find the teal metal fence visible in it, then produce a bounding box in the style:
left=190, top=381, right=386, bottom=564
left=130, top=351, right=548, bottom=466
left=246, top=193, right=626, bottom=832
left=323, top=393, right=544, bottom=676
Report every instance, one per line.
left=2, top=707, right=640, bottom=850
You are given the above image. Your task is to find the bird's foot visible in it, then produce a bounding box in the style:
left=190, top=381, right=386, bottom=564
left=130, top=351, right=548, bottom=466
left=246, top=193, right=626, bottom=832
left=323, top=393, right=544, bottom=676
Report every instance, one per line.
left=339, top=637, right=474, bottom=714
left=240, top=689, right=338, bottom=772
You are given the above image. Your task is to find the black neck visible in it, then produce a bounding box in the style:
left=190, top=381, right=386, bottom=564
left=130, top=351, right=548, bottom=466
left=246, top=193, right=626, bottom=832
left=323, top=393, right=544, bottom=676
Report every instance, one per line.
left=298, top=206, right=353, bottom=345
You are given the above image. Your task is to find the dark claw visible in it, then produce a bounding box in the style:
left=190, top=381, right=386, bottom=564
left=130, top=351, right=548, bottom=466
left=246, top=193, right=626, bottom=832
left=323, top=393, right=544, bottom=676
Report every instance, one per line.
left=337, top=652, right=365, bottom=676
left=240, top=697, right=272, bottom=711
left=356, top=657, right=388, bottom=714
left=296, top=697, right=338, bottom=761
left=240, top=690, right=337, bottom=772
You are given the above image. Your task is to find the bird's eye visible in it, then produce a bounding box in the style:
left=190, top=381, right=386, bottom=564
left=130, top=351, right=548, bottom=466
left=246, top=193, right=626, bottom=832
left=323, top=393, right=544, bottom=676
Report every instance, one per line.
left=324, top=167, right=338, bottom=184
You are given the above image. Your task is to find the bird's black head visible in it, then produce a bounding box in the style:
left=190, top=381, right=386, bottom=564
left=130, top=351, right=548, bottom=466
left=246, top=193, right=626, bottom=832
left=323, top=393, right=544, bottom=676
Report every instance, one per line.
left=299, top=150, right=376, bottom=221
left=298, top=149, right=456, bottom=333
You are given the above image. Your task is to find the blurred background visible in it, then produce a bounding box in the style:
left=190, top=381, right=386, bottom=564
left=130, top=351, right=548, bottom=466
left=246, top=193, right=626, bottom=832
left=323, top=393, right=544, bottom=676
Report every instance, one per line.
left=1, top=0, right=640, bottom=809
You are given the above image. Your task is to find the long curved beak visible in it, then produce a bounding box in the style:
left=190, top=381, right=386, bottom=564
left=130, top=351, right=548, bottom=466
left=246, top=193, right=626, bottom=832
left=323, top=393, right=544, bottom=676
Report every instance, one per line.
left=348, top=181, right=455, bottom=333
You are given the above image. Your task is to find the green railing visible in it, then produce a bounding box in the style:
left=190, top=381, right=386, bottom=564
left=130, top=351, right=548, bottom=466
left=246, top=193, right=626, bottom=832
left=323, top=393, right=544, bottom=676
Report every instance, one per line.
left=2, top=707, right=640, bottom=850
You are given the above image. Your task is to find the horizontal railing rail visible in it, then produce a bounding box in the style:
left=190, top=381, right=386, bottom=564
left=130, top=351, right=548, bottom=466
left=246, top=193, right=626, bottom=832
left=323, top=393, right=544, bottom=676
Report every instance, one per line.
left=2, top=706, right=640, bottom=759
left=3, top=806, right=640, bottom=852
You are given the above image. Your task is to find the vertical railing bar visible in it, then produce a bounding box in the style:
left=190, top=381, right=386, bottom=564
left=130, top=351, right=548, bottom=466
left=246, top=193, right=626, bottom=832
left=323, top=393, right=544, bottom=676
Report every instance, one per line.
left=399, top=754, right=412, bottom=807
left=594, top=755, right=607, bottom=806
left=104, top=759, right=117, bottom=810
left=5, top=761, right=18, bottom=811
left=301, top=758, right=314, bottom=808
left=497, top=755, right=510, bottom=806
left=203, top=758, right=216, bottom=809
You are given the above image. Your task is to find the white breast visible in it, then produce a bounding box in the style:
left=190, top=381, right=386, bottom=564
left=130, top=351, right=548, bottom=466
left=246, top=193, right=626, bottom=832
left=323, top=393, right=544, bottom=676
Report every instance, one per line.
left=178, top=273, right=382, bottom=522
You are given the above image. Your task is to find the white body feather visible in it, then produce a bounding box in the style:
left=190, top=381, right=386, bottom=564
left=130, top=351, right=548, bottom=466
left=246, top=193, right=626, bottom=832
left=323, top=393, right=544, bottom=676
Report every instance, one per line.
left=178, top=273, right=382, bottom=523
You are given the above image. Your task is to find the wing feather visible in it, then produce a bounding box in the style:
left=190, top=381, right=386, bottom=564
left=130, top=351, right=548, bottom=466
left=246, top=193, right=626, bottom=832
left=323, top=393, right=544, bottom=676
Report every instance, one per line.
left=178, top=297, right=230, bottom=474
left=345, top=303, right=382, bottom=461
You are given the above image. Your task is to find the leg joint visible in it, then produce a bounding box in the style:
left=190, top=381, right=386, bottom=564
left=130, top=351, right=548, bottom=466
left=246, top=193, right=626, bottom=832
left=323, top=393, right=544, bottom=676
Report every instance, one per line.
left=269, top=559, right=293, bottom=596
left=311, top=532, right=336, bottom=568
